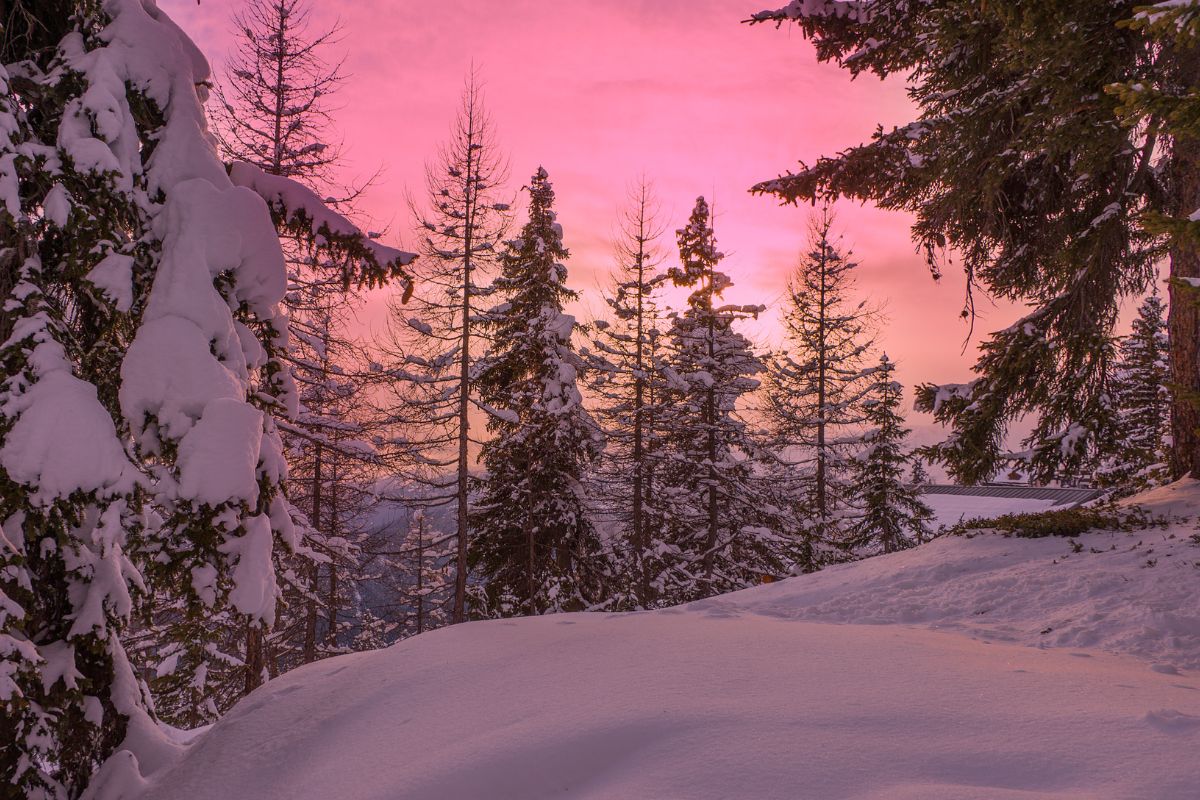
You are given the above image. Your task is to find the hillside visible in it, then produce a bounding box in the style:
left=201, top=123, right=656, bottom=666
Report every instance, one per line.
left=127, top=483, right=1200, bottom=800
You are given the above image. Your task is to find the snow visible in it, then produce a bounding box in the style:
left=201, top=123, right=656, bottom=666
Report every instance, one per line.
left=921, top=492, right=1064, bottom=529
left=141, top=492, right=1200, bottom=800
left=176, top=399, right=264, bottom=507
left=0, top=323, right=136, bottom=503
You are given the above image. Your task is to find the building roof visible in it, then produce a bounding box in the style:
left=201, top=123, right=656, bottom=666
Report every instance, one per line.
left=920, top=484, right=1103, bottom=507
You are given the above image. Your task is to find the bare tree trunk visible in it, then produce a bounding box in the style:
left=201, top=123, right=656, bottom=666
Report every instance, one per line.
left=415, top=514, right=426, bottom=635
left=453, top=104, right=477, bottom=625
left=303, top=441, right=323, bottom=663
left=325, top=463, right=340, bottom=650
left=1169, top=48, right=1200, bottom=479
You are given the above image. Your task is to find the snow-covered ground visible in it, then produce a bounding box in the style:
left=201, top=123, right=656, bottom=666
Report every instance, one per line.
left=138, top=483, right=1200, bottom=800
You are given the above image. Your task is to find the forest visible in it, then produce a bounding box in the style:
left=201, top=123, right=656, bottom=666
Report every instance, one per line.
left=1, top=1, right=1198, bottom=799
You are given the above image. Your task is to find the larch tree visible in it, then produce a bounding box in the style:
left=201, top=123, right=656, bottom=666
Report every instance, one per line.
left=382, top=72, right=510, bottom=624
left=471, top=167, right=604, bottom=617
left=654, top=197, right=782, bottom=603
left=583, top=180, right=671, bottom=609
left=849, top=355, right=934, bottom=554
left=1095, top=289, right=1171, bottom=495
left=761, top=210, right=875, bottom=563
left=746, top=1, right=1197, bottom=483
left=0, top=1, right=408, bottom=796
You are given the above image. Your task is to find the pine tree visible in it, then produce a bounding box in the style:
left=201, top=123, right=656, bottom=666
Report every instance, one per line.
left=583, top=180, right=671, bottom=609
left=381, top=73, right=510, bottom=623
left=1095, top=290, right=1171, bottom=495
left=471, top=168, right=604, bottom=616
left=748, top=2, right=1195, bottom=482
left=849, top=355, right=934, bottom=554
left=0, top=2, right=409, bottom=793
left=654, top=197, right=782, bottom=603
left=761, top=211, right=875, bottom=563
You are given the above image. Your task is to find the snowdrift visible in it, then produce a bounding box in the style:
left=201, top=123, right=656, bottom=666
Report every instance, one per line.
left=142, top=488, right=1200, bottom=800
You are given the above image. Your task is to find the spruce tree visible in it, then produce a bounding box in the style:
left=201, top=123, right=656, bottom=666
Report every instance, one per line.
left=748, top=1, right=1192, bottom=482
left=761, top=211, right=875, bottom=563
left=1095, top=290, right=1171, bottom=495
left=0, top=2, right=408, bottom=794
left=471, top=168, right=603, bottom=616
left=654, top=197, right=782, bottom=603
left=849, top=355, right=934, bottom=555
left=583, top=180, right=672, bottom=609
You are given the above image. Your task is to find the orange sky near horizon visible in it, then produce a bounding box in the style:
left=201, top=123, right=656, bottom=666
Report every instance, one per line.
left=168, top=0, right=1091, bottom=451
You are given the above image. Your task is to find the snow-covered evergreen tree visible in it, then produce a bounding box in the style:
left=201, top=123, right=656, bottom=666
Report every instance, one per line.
left=583, top=180, right=672, bottom=609
left=471, top=168, right=604, bottom=616
left=1095, top=290, right=1171, bottom=495
left=396, top=510, right=453, bottom=636
left=654, top=197, right=782, bottom=603
left=202, top=0, right=393, bottom=701
left=0, top=2, right=408, bottom=794
left=381, top=73, right=510, bottom=623
left=762, top=211, right=875, bottom=563
left=849, top=356, right=934, bottom=554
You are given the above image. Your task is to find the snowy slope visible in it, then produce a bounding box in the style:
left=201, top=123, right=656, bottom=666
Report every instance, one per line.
left=140, top=486, right=1200, bottom=800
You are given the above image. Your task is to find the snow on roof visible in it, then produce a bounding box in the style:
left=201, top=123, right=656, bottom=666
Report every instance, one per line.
left=920, top=484, right=1103, bottom=530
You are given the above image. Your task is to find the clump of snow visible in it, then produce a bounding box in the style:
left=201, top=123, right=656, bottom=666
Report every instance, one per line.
left=141, top=501, right=1200, bottom=800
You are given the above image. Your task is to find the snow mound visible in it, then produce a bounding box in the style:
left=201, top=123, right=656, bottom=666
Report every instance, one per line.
left=700, top=523, right=1200, bottom=670
left=142, top=517, right=1200, bottom=800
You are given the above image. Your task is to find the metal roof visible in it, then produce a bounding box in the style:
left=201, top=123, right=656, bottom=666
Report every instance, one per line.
left=919, top=484, right=1103, bottom=507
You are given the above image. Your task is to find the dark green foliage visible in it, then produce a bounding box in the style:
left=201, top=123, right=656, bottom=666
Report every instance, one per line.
left=949, top=504, right=1165, bottom=539
left=750, top=1, right=1163, bottom=484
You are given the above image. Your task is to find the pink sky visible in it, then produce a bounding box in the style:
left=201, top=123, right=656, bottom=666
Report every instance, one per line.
left=170, top=0, right=1039, bottom=447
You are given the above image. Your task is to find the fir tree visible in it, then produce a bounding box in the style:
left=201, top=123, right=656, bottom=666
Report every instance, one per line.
left=762, top=211, right=875, bottom=563
left=1095, top=290, right=1171, bottom=495
left=583, top=180, right=671, bottom=609
left=849, top=356, right=934, bottom=554
left=654, top=197, right=782, bottom=603
left=0, top=2, right=408, bottom=793
left=748, top=2, right=1192, bottom=482
left=381, top=73, right=510, bottom=623
left=471, top=168, right=604, bottom=616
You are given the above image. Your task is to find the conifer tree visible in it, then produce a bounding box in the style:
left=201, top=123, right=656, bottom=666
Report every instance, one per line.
left=382, top=73, right=510, bottom=623
left=210, top=0, right=344, bottom=184
left=747, top=1, right=1194, bottom=482
left=396, top=511, right=453, bottom=636
left=0, top=3, right=408, bottom=793
left=204, top=0, right=390, bottom=698
left=654, top=197, right=782, bottom=603
left=583, top=181, right=671, bottom=609
left=1095, top=290, right=1171, bottom=494
left=761, top=211, right=875, bottom=561
left=849, top=355, right=934, bottom=554
left=471, top=168, right=604, bottom=616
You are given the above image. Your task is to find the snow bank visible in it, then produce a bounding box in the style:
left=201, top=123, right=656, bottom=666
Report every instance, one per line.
left=142, top=511, right=1200, bottom=800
